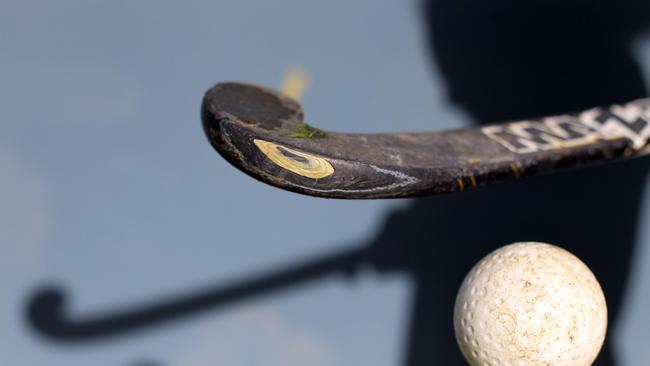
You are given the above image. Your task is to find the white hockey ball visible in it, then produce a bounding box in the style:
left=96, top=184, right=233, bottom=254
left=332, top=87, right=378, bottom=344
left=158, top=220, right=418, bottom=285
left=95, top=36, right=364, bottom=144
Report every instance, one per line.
left=454, top=242, right=607, bottom=366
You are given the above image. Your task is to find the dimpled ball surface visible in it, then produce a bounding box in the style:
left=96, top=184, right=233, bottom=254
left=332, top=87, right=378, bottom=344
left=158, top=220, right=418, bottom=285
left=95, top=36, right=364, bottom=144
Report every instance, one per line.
left=454, top=242, right=607, bottom=366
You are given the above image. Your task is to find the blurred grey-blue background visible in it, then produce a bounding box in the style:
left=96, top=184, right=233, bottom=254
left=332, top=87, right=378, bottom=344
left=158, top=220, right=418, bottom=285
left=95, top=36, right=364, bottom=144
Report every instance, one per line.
left=1, top=1, right=649, bottom=365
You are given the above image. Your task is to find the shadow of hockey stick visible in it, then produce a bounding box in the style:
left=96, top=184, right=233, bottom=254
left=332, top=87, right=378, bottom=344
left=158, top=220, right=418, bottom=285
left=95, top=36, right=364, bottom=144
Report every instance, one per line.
left=26, top=245, right=370, bottom=341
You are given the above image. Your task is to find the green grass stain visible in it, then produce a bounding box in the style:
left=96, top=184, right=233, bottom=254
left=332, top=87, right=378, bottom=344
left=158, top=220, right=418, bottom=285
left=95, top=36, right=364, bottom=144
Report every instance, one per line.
left=288, top=123, right=327, bottom=139
left=241, top=119, right=257, bottom=125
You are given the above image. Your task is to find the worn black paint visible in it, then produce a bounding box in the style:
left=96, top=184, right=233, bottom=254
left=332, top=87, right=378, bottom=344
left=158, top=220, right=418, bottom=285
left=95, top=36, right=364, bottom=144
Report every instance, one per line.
left=202, top=82, right=647, bottom=199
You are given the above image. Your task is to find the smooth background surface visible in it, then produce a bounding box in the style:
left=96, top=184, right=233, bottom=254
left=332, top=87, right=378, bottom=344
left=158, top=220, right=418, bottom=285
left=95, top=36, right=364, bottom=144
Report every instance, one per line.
left=1, top=1, right=649, bottom=365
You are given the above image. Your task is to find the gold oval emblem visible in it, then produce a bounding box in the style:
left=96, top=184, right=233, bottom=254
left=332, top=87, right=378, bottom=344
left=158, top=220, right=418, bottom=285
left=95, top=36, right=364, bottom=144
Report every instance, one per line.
left=253, top=139, right=334, bottom=179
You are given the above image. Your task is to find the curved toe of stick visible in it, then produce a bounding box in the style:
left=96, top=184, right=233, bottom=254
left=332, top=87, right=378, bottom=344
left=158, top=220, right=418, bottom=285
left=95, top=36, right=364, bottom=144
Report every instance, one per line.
left=202, top=82, right=304, bottom=132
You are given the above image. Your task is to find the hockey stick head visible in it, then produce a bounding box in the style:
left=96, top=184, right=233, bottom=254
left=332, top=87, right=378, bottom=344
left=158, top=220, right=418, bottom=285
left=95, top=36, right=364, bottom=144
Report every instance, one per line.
left=202, top=82, right=436, bottom=199
left=201, top=82, right=341, bottom=196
